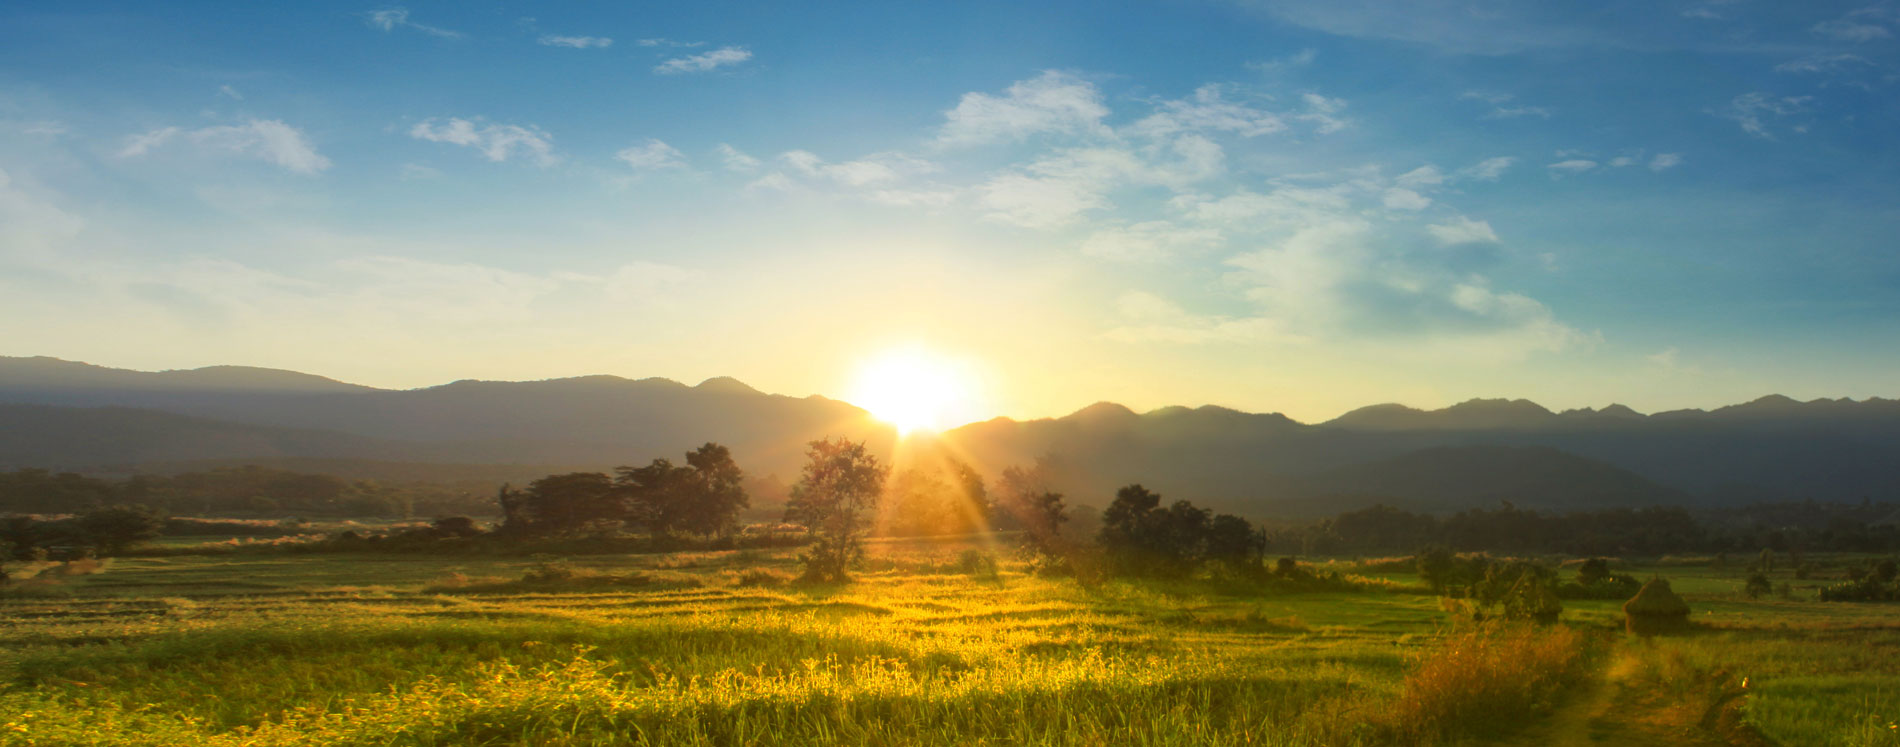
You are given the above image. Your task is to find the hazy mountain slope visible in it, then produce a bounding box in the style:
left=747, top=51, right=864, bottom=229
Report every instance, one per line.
left=0, top=357, right=371, bottom=397
left=0, top=358, right=892, bottom=478
left=3, top=357, right=1895, bottom=514
left=1281, top=445, right=1690, bottom=513
left=0, top=405, right=400, bottom=469
left=941, top=395, right=1900, bottom=511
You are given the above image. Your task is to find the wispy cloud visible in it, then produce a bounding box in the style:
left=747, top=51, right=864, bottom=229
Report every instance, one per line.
left=1395, top=165, right=1445, bottom=188
left=979, top=138, right=1224, bottom=227
left=1102, top=290, right=1301, bottom=345
left=118, top=119, right=331, bottom=174
left=715, top=144, right=761, bottom=171
left=654, top=46, right=752, bottom=74
left=409, top=118, right=557, bottom=166
left=615, top=139, right=687, bottom=170
left=1811, top=7, right=1894, bottom=42
left=1547, top=159, right=1597, bottom=174
left=539, top=35, right=612, bottom=49
left=637, top=38, right=705, bottom=48
left=364, top=8, right=462, bottom=38
left=779, top=150, right=936, bottom=186
left=1382, top=187, right=1431, bottom=210
left=1460, top=90, right=1551, bottom=119
left=1774, top=53, right=1874, bottom=75
left=1080, top=221, right=1221, bottom=263
left=1459, top=156, right=1516, bottom=181
left=937, top=71, right=1111, bottom=146
left=218, top=85, right=243, bottom=100
left=1426, top=216, right=1500, bottom=245
left=1719, top=92, right=1811, bottom=138
left=1128, top=84, right=1286, bottom=139
left=1648, top=153, right=1683, bottom=171
left=1245, top=48, right=1317, bottom=74
left=1297, top=93, right=1350, bottom=133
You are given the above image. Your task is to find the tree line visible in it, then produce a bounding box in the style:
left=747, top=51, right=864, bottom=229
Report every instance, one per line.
left=1275, top=500, right=1900, bottom=557
left=0, top=466, right=493, bottom=518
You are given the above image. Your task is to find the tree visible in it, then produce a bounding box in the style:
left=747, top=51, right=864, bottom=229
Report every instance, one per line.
left=1097, top=484, right=1210, bottom=577
left=784, top=438, right=888, bottom=582
left=679, top=442, right=749, bottom=535
left=1416, top=547, right=1457, bottom=594
left=1204, top=513, right=1264, bottom=572
left=994, top=461, right=1069, bottom=555
left=616, top=458, right=682, bottom=533
left=76, top=504, right=166, bottom=555
left=516, top=472, right=622, bottom=536
left=617, top=443, right=751, bottom=536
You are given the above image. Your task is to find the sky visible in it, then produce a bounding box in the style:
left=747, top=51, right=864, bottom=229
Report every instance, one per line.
left=2, top=0, right=1898, bottom=425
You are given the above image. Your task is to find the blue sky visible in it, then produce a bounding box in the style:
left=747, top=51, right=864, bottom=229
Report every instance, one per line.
left=2, top=0, right=1897, bottom=423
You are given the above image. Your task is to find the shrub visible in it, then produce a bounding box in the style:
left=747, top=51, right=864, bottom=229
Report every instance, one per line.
left=1557, top=573, right=1641, bottom=600
left=957, top=549, right=999, bottom=579
left=1744, top=572, right=1771, bottom=599
left=1575, top=557, right=1612, bottom=586
left=732, top=568, right=791, bottom=587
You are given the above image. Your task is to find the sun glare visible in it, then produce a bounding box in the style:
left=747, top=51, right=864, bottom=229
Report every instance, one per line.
left=848, top=346, right=980, bottom=435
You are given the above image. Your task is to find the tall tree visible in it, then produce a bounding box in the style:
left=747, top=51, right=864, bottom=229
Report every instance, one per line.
left=517, top=472, right=621, bottom=535
left=1098, top=484, right=1211, bottom=577
left=617, top=443, right=750, bottom=536
left=680, top=442, right=748, bottom=535
left=784, top=438, right=887, bottom=582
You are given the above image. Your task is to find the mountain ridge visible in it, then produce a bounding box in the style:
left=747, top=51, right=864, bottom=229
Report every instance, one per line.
left=4, top=356, right=1897, bottom=515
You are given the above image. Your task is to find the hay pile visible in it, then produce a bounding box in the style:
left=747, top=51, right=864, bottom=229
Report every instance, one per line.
left=1623, top=577, right=1691, bottom=635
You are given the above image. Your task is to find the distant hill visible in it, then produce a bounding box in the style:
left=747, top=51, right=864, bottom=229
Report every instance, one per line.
left=0, top=357, right=371, bottom=398
left=940, top=394, right=1900, bottom=514
left=0, top=357, right=894, bottom=480
left=1, top=356, right=1895, bottom=517
left=0, top=404, right=395, bottom=469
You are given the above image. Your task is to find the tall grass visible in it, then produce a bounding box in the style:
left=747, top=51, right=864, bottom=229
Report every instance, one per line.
left=1383, top=622, right=1590, bottom=742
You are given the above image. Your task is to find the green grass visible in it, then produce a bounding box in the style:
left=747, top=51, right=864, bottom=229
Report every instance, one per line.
left=1, top=543, right=1895, bottom=745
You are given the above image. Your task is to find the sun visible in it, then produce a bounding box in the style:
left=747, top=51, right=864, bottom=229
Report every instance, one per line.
left=847, top=346, right=980, bottom=435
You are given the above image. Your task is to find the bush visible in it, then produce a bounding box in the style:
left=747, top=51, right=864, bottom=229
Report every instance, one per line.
left=957, top=549, right=999, bottom=579
left=1818, top=559, right=1900, bottom=601
left=1557, top=573, right=1641, bottom=600
left=1744, top=572, right=1772, bottom=599
left=1383, top=623, right=1589, bottom=741
left=732, top=568, right=792, bottom=587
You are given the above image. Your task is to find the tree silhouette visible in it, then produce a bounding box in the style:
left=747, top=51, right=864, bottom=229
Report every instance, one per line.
left=784, top=438, right=887, bottom=582
left=516, top=472, right=621, bottom=535
left=1098, top=484, right=1214, bottom=577
left=617, top=443, right=750, bottom=536
left=76, top=504, right=166, bottom=555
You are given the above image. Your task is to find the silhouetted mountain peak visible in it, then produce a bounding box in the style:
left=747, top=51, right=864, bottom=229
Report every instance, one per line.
left=1067, top=401, right=1139, bottom=423
left=0, top=356, right=371, bottom=394
left=694, top=376, right=761, bottom=395
left=1326, top=403, right=1427, bottom=429
left=1325, top=398, right=1554, bottom=430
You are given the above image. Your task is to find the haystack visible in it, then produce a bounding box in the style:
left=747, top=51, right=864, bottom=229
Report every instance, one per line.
left=1623, top=577, right=1691, bottom=636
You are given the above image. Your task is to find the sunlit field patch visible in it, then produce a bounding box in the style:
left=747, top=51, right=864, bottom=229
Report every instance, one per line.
left=1, top=545, right=1895, bottom=745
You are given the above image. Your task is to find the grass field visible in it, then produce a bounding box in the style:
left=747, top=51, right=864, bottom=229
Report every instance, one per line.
left=1, top=539, right=1896, bottom=746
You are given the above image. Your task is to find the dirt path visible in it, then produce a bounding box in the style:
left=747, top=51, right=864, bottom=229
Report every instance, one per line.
left=1502, top=642, right=1752, bottom=747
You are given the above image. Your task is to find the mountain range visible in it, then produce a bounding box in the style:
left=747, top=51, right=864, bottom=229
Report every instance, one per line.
left=2, top=356, right=1895, bottom=517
